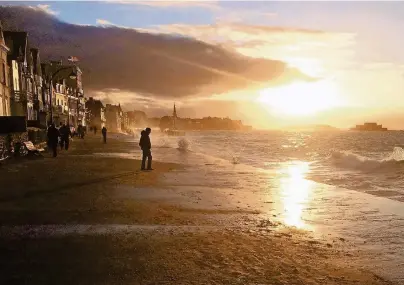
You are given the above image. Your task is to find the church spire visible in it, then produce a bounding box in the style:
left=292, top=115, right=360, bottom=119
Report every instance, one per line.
left=173, top=103, right=177, bottom=118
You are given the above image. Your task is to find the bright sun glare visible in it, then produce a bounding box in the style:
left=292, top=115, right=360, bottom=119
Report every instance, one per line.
left=257, top=80, right=342, bottom=116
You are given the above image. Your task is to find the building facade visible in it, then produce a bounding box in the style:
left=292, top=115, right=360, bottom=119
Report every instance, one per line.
left=4, top=31, right=36, bottom=120
left=0, top=23, right=10, bottom=116
left=30, top=48, right=45, bottom=126
left=85, top=97, right=106, bottom=130
left=42, top=60, right=85, bottom=127
left=105, top=103, right=123, bottom=133
left=53, top=80, right=69, bottom=127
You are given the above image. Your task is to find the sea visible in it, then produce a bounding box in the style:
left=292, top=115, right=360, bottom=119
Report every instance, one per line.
left=109, top=129, right=404, bottom=282
left=130, top=130, right=404, bottom=198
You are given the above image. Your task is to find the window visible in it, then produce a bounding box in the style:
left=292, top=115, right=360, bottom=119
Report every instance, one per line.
left=0, top=98, right=3, bottom=116
left=5, top=98, right=9, bottom=115
left=2, top=63, right=6, bottom=84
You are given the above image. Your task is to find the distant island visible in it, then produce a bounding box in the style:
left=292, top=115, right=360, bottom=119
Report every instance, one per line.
left=350, top=122, right=388, bottom=131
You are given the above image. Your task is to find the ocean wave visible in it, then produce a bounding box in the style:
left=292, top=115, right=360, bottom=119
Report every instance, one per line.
left=329, top=147, right=404, bottom=171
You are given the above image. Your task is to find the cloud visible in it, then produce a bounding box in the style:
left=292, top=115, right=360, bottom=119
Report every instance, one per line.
left=362, top=62, right=403, bottom=71
left=0, top=4, right=312, bottom=118
left=105, top=0, right=219, bottom=9
left=96, top=19, right=114, bottom=26
left=214, top=10, right=277, bottom=24
left=144, top=23, right=357, bottom=77
left=29, top=4, right=59, bottom=16
left=95, top=18, right=137, bottom=30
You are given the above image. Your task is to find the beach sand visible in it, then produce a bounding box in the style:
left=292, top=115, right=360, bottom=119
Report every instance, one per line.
left=0, top=134, right=394, bottom=284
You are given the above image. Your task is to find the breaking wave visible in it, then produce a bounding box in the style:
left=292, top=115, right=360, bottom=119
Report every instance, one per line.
left=178, top=138, right=190, bottom=151
left=329, top=147, right=404, bottom=171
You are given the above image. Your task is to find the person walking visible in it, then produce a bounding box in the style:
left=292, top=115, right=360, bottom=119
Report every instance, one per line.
left=139, top=127, right=153, bottom=170
left=59, top=123, right=72, bottom=150
left=47, top=123, right=60, bottom=158
left=94, top=126, right=97, bottom=135
left=102, top=126, right=107, bottom=144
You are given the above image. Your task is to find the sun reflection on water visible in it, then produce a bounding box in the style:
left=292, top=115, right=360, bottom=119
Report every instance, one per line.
left=277, top=161, right=313, bottom=228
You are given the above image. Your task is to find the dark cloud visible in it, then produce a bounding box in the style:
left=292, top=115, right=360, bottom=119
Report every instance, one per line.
left=0, top=5, right=310, bottom=101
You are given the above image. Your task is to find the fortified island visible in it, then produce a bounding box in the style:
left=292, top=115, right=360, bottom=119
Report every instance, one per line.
left=350, top=122, right=388, bottom=131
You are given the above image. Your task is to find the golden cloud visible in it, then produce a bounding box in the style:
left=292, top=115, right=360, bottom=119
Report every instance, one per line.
left=144, top=23, right=357, bottom=77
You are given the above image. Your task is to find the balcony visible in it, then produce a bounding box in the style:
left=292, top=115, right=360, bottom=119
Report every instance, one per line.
left=53, top=105, right=65, bottom=114
left=11, top=91, right=24, bottom=102
left=26, top=92, right=34, bottom=103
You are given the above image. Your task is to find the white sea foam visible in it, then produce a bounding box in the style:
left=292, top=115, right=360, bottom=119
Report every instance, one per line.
left=329, top=147, right=404, bottom=171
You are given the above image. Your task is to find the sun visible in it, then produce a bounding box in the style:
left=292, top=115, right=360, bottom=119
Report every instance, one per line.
left=257, top=80, right=342, bottom=116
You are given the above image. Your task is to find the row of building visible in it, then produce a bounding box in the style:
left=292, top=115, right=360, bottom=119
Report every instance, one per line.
left=0, top=22, right=128, bottom=134
left=85, top=97, right=153, bottom=133
left=0, top=22, right=87, bottom=129
left=85, top=97, right=125, bottom=133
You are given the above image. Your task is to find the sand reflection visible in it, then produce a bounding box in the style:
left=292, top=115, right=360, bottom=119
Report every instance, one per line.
left=277, top=161, right=313, bottom=228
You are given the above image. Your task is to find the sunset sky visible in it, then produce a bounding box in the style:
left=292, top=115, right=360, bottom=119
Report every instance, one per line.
left=5, top=1, right=404, bottom=129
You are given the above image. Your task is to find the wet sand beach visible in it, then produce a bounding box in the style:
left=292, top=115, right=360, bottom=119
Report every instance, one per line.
left=0, top=134, right=395, bottom=285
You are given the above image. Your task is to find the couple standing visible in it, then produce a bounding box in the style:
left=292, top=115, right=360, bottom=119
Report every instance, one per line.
left=138, top=127, right=153, bottom=170
left=47, top=123, right=71, bottom=158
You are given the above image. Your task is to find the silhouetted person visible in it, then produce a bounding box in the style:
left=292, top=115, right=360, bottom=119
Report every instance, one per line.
left=47, top=123, right=59, bottom=157
left=94, top=126, right=97, bottom=135
left=139, top=127, right=152, bottom=170
left=77, top=124, right=84, bottom=139
left=59, top=124, right=71, bottom=150
left=102, top=126, right=107, bottom=143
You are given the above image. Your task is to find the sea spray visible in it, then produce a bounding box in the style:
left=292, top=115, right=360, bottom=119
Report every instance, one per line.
left=386, top=147, right=404, bottom=161
left=178, top=138, right=190, bottom=151
left=158, top=137, right=171, bottom=148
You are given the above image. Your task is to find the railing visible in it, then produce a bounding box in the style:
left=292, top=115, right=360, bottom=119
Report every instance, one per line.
left=12, top=91, right=34, bottom=103
left=11, top=91, right=25, bottom=102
